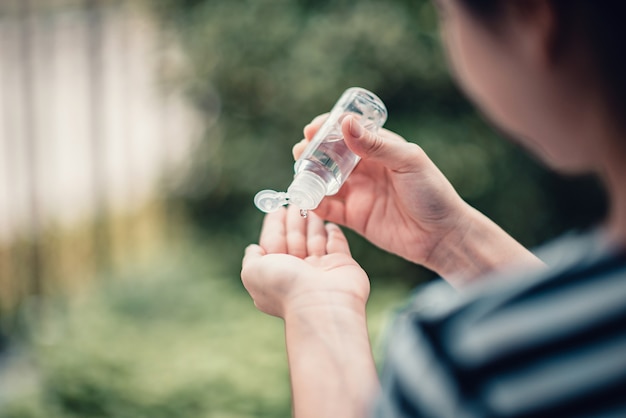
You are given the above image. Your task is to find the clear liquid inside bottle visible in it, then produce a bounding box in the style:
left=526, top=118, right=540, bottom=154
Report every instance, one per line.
left=293, top=137, right=359, bottom=196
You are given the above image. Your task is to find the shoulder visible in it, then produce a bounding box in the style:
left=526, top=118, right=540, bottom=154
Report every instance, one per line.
left=375, top=230, right=626, bottom=418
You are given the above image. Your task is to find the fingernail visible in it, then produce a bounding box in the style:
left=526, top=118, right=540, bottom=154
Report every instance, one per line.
left=349, top=118, right=363, bottom=138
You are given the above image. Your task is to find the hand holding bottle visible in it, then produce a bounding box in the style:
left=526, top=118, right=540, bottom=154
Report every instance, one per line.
left=295, top=115, right=543, bottom=286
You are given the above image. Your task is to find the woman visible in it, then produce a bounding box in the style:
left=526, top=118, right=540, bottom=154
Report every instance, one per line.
left=241, top=0, right=626, bottom=416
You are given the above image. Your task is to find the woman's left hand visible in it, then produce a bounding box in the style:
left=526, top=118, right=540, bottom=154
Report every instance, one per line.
left=242, top=205, right=378, bottom=417
left=241, top=205, right=370, bottom=319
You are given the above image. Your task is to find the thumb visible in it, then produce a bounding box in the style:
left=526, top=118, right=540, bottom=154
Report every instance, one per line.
left=242, top=244, right=266, bottom=269
left=342, top=115, right=424, bottom=173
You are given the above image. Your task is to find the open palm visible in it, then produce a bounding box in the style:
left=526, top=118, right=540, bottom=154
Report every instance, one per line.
left=241, top=206, right=370, bottom=318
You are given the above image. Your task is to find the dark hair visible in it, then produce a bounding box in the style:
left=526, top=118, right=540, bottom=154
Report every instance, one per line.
left=460, top=0, right=626, bottom=122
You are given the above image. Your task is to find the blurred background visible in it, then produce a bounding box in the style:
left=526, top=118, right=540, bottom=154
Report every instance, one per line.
left=0, top=0, right=607, bottom=416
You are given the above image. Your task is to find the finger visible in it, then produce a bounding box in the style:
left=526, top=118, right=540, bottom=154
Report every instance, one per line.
left=313, top=197, right=347, bottom=226
left=295, top=113, right=331, bottom=160
left=242, top=244, right=266, bottom=269
left=286, top=204, right=307, bottom=258
left=260, top=207, right=288, bottom=254
left=342, top=115, right=426, bottom=174
left=306, top=212, right=327, bottom=256
left=292, top=138, right=308, bottom=160
left=325, top=223, right=351, bottom=255
left=241, top=244, right=266, bottom=288
left=303, top=113, right=329, bottom=140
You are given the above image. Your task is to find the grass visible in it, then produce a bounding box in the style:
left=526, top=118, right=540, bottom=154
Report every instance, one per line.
left=0, top=240, right=412, bottom=418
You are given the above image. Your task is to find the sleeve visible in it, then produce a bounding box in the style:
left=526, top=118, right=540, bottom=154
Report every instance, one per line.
left=371, top=246, right=626, bottom=418
left=371, top=280, right=474, bottom=418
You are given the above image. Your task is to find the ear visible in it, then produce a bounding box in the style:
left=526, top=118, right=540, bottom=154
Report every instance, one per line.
left=506, top=0, right=560, bottom=68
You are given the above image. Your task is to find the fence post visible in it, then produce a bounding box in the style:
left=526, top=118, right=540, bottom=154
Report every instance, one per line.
left=17, top=0, right=43, bottom=299
left=86, top=0, right=111, bottom=275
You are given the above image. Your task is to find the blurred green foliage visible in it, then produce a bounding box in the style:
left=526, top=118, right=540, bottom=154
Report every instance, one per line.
left=154, top=0, right=605, bottom=282
left=0, top=245, right=413, bottom=417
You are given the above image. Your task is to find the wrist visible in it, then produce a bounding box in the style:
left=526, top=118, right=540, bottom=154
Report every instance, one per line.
left=284, top=294, right=378, bottom=418
left=284, top=290, right=368, bottom=322
left=421, top=201, right=475, bottom=273
left=423, top=205, right=544, bottom=287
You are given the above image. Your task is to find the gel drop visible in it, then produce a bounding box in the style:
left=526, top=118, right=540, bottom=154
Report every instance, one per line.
left=254, top=87, right=388, bottom=214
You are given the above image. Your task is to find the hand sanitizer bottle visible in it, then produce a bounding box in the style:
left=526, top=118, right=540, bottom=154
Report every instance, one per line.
left=254, top=87, right=387, bottom=216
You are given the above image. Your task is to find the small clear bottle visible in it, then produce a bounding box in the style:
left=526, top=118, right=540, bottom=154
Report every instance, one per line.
left=255, top=87, right=387, bottom=214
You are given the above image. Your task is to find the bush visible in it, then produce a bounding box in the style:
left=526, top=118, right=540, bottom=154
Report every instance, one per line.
left=0, top=243, right=410, bottom=417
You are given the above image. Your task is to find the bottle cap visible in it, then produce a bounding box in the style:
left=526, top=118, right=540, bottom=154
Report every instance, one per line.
left=254, top=190, right=289, bottom=213
left=287, top=171, right=326, bottom=210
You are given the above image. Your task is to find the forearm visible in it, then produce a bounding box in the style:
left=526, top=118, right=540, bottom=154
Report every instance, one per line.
left=284, top=301, right=379, bottom=418
left=425, top=205, right=545, bottom=288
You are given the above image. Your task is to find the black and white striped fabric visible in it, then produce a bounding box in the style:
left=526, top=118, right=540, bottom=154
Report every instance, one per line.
left=374, top=230, right=626, bottom=417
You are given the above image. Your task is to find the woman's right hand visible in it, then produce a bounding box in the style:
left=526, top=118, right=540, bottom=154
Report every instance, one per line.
left=294, top=114, right=543, bottom=285
left=294, top=114, right=469, bottom=272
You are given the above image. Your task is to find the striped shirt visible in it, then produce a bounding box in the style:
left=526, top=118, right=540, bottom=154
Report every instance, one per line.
left=374, top=230, right=626, bottom=417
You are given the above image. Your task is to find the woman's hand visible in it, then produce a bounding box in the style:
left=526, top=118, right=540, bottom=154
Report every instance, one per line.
left=241, top=205, right=378, bottom=418
left=295, top=115, right=544, bottom=286
left=294, top=114, right=469, bottom=271
left=241, top=205, right=370, bottom=318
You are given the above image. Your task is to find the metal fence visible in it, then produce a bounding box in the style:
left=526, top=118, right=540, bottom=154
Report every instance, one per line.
left=0, top=0, right=199, bottom=316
